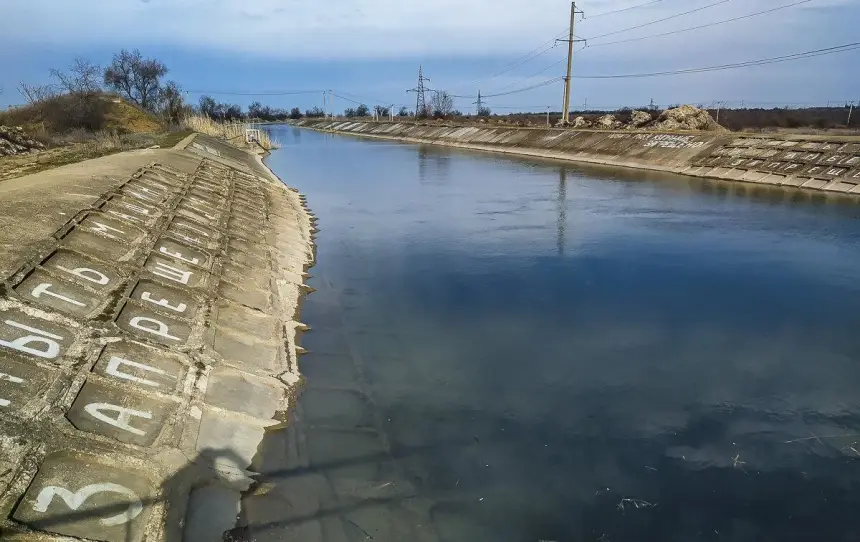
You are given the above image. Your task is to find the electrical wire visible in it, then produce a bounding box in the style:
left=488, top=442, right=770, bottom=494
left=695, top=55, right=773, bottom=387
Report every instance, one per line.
left=584, top=0, right=732, bottom=41
left=573, top=41, right=860, bottom=78
left=588, top=0, right=811, bottom=47
left=588, top=0, right=667, bottom=18
left=184, top=89, right=322, bottom=96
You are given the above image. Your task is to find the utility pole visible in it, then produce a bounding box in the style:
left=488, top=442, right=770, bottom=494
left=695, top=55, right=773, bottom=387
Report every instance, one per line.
left=328, top=89, right=334, bottom=119
left=407, top=66, right=431, bottom=117
left=556, top=2, right=585, bottom=125
left=848, top=101, right=855, bottom=127
left=323, top=91, right=327, bottom=118
left=546, top=106, right=550, bottom=127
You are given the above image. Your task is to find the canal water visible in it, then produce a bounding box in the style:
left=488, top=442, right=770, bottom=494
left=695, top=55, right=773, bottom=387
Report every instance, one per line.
left=243, top=126, right=860, bottom=542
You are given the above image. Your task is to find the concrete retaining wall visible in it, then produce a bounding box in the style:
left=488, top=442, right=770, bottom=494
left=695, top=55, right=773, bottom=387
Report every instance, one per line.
left=296, top=120, right=860, bottom=197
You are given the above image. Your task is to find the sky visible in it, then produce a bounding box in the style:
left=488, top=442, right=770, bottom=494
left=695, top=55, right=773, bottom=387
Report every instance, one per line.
left=1, top=0, right=858, bottom=114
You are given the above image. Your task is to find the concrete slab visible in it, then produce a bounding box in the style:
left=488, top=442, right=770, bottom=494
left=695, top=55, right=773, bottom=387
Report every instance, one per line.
left=216, top=301, right=279, bottom=342
left=94, top=340, right=188, bottom=393
left=16, top=269, right=105, bottom=317
left=116, top=302, right=193, bottom=346
left=183, top=484, right=241, bottom=542
left=62, top=213, right=146, bottom=261
left=100, top=196, right=162, bottom=227
left=221, top=261, right=270, bottom=290
left=214, top=328, right=280, bottom=373
left=120, top=179, right=175, bottom=205
left=0, top=309, right=74, bottom=363
left=217, top=279, right=270, bottom=311
left=196, top=408, right=269, bottom=476
left=300, top=388, right=374, bottom=429
left=41, top=249, right=124, bottom=294
left=165, top=219, right=221, bottom=250
left=66, top=380, right=176, bottom=446
left=143, top=253, right=208, bottom=288
left=298, top=353, right=360, bottom=390
left=13, top=453, right=156, bottom=542
left=130, top=279, right=200, bottom=321
left=205, top=368, right=284, bottom=419
left=0, top=356, right=57, bottom=413
left=152, top=237, right=212, bottom=270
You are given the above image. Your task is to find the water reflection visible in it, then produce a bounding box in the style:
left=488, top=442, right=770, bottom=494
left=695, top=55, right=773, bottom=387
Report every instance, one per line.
left=248, top=126, right=860, bottom=542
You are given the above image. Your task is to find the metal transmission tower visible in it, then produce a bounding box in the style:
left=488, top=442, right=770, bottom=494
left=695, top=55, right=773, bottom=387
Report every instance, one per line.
left=407, top=66, right=432, bottom=116
left=473, top=90, right=484, bottom=115
left=556, top=2, right=585, bottom=125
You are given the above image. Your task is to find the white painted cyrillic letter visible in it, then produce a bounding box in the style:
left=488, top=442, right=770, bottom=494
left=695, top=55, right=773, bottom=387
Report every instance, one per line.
left=158, top=246, right=200, bottom=265
left=84, top=403, right=152, bottom=436
left=152, top=262, right=192, bottom=285
left=88, top=222, right=125, bottom=240
left=0, top=321, right=62, bottom=359
left=34, top=483, right=143, bottom=526
left=106, top=356, right=166, bottom=388
left=56, top=266, right=110, bottom=286
left=129, top=316, right=181, bottom=341
left=141, top=292, right=187, bottom=314
left=31, top=283, right=86, bottom=307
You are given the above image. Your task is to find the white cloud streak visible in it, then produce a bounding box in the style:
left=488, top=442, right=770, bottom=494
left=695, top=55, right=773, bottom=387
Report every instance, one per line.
left=0, top=0, right=851, bottom=59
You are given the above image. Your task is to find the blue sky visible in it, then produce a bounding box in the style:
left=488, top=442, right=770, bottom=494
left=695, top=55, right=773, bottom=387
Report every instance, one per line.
left=1, top=0, right=858, bottom=114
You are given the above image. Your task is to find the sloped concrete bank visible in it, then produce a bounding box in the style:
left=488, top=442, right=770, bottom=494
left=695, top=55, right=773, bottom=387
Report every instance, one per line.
left=0, top=133, right=316, bottom=541
left=295, top=120, right=860, bottom=197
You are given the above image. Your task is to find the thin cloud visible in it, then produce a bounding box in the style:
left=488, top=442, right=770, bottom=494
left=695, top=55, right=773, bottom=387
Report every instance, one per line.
left=1, top=0, right=848, bottom=59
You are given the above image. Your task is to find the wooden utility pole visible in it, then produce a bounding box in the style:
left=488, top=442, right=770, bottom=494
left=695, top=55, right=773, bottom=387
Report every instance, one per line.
left=557, top=2, right=584, bottom=125
left=848, top=101, right=855, bottom=127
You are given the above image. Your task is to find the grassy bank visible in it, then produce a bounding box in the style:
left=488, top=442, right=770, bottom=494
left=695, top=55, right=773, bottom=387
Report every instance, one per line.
left=182, top=115, right=280, bottom=151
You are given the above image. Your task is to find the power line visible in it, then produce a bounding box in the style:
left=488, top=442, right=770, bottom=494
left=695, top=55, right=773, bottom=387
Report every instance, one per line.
left=588, top=0, right=811, bottom=47
left=584, top=0, right=732, bottom=41
left=184, top=89, right=322, bottom=96
left=573, top=42, right=860, bottom=78
left=588, top=0, right=667, bottom=18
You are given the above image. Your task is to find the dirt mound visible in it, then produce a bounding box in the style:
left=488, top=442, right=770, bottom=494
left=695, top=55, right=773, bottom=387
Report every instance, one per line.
left=0, top=126, right=46, bottom=157
left=650, top=105, right=726, bottom=132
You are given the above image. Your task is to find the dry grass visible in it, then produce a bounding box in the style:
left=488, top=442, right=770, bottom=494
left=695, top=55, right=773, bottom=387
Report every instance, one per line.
left=0, top=130, right=158, bottom=182
left=182, top=115, right=280, bottom=151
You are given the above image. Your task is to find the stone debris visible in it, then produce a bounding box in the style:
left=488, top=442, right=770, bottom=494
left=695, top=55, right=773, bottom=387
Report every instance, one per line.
left=573, top=116, right=592, bottom=128
left=649, top=105, right=726, bottom=132
left=0, top=125, right=46, bottom=157
left=596, top=114, right=624, bottom=129
left=628, top=109, right=654, bottom=128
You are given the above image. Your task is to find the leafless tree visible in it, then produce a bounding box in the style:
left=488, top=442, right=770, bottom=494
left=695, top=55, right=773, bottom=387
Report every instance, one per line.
left=430, top=91, right=455, bottom=118
left=103, top=49, right=168, bottom=111
left=50, top=58, right=102, bottom=97
left=17, top=82, right=58, bottom=105
left=159, top=81, right=185, bottom=124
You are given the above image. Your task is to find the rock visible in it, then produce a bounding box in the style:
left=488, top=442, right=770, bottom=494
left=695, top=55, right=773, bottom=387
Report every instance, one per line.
left=629, top=110, right=652, bottom=128
left=650, top=105, right=725, bottom=132
left=596, top=114, right=623, bottom=129
left=0, top=125, right=46, bottom=156
left=572, top=116, right=592, bottom=128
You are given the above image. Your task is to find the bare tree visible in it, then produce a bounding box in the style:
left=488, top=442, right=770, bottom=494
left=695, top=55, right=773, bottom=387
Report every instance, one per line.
left=103, top=49, right=168, bottom=111
left=430, top=91, right=454, bottom=118
left=198, top=95, right=217, bottom=118
left=18, top=82, right=58, bottom=105
left=374, top=105, right=390, bottom=118
left=50, top=58, right=102, bottom=97
left=398, top=106, right=409, bottom=117
left=159, top=81, right=185, bottom=124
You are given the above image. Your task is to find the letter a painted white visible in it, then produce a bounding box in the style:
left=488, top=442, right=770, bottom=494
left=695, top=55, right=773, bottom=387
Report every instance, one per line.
left=141, top=292, right=187, bottom=313
left=56, top=266, right=110, bottom=286
left=0, top=320, right=61, bottom=359
left=129, top=317, right=181, bottom=342
left=84, top=403, right=152, bottom=436
left=34, top=483, right=143, bottom=526
left=106, top=356, right=167, bottom=387
left=158, top=246, right=200, bottom=265
left=152, top=262, right=192, bottom=285
left=31, top=283, right=86, bottom=307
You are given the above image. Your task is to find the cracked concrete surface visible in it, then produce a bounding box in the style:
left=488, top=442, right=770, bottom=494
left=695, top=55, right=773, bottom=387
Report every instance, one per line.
left=0, top=133, right=314, bottom=542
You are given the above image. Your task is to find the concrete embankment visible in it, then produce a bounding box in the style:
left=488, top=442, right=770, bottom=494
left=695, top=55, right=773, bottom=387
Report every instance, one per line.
left=296, top=120, right=860, bottom=197
left=0, top=133, right=314, bottom=540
